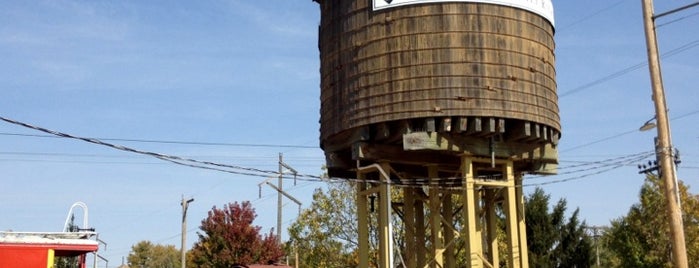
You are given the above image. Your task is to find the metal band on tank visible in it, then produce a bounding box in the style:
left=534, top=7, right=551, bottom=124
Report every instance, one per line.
left=372, top=0, right=555, bottom=26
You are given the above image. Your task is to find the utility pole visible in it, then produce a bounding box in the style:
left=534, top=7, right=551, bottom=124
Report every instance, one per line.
left=277, top=153, right=283, bottom=244
left=641, top=0, right=689, bottom=267
left=260, top=154, right=301, bottom=265
left=274, top=153, right=300, bottom=244
left=585, top=226, right=605, bottom=267
left=181, top=196, right=194, bottom=268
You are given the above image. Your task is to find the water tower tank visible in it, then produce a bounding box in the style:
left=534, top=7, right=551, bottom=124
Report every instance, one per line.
left=317, top=0, right=559, bottom=178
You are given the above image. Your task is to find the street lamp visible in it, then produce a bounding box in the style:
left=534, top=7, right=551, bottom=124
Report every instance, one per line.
left=639, top=117, right=657, bottom=132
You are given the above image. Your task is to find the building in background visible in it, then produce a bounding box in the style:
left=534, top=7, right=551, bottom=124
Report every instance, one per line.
left=0, top=231, right=99, bottom=268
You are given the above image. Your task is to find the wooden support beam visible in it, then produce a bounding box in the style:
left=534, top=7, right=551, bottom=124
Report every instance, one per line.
left=502, top=161, right=521, bottom=268
left=474, top=180, right=511, bottom=188
left=551, top=131, right=560, bottom=145
left=322, top=126, right=370, bottom=153
left=356, top=141, right=461, bottom=164
left=508, top=121, right=534, bottom=142
left=485, top=190, right=499, bottom=267
left=429, top=165, right=444, bottom=268
left=441, top=117, right=452, bottom=133
left=416, top=195, right=427, bottom=267
left=496, top=118, right=506, bottom=134
left=484, top=118, right=496, bottom=134
left=401, top=132, right=558, bottom=164
left=516, top=175, right=529, bottom=268
left=462, top=157, right=483, bottom=268
left=456, top=117, right=468, bottom=132
left=533, top=124, right=541, bottom=141
left=443, top=193, right=456, bottom=268
left=426, top=118, right=436, bottom=132
left=375, top=122, right=391, bottom=140
left=404, top=188, right=417, bottom=268
left=541, top=125, right=549, bottom=142
left=324, top=152, right=353, bottom=171
left=467, top=117, right=483, bottom=135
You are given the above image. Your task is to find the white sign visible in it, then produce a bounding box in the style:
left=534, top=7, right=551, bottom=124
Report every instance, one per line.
left=373, top=0, right=555, bottom=26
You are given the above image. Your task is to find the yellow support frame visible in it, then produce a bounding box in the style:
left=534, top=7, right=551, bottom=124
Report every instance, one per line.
left=461, top=157, right=484, bottom=268
left=354, top=157, right=529, bottom=268
left=356, top=163, right=394, bottom=268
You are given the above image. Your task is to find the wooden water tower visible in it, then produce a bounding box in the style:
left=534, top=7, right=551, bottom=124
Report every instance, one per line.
left=314, top=0, right=558, bottom=267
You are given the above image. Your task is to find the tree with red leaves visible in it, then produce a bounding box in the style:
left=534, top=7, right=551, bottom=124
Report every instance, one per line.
left=189, top=201, right=284, bottom=267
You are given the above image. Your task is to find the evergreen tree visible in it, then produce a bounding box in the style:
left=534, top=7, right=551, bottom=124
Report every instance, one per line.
left=525, top=187, right=593, bottom=268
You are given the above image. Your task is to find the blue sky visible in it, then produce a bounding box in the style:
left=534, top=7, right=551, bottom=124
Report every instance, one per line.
left=0, top=0, right=697, bottom=266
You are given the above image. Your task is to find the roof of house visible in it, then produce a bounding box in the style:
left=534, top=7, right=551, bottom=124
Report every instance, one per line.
left=245, top=264, right=293, bottom=268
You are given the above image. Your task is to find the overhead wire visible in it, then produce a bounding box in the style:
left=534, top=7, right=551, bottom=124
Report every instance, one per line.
left=0, top=116, right=304, bottom=179
left=656, top=10, right=699, bottom=28
left=560, top=109, right=699, bottom=153
left=527, top=151, right=654, bottom=178
left=558, top=39, right=699, bottom=98
left=556, top=0, right=628, bottom=32
left=0, top=150, right=323, bottom=167
left=523, top=155, right=645, bottom=187
left=0, top=158, right=164, bottom=165
left=0, top=131, right=317, bottom=149
left=0, top=115, right=668, bottom=190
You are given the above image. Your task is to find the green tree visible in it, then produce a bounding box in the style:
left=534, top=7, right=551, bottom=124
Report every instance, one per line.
left=127, top=240, right=179, bottom=268
left=605, top=175, right=699, bottom=267
left=525, top=187, right=593, bottom=268
left=287, top=182, right=377, bottom=267
left=189, top=201, right=284, bottom=267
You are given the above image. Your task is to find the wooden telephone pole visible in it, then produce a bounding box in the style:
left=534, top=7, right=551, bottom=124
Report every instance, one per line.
left=641, top=0, right=690, bottom=267
left=181, top=196, right=194, bottom=268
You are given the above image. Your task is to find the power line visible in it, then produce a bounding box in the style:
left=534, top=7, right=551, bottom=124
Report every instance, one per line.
left=560, top=109, right=699, bottom=153
left=0, top=151, right=323, bottom=166
left=0, top=115, right=664, bottom=190
left=556, top=0, right=628, bottom=32
left=0, top=151, right=141, bottom=158
left=525, top=151, right=654, bottom=186
left=559, top=39, right=699, bottom=97
left=531, top=151, right=654, bottom=175
left=0, top=132, right=318, bottom=149
left=656, top=10, right=699, bottom=28
left=0, top=115, right=318, bottom=180
left=0, top=158, right=164, bottom=165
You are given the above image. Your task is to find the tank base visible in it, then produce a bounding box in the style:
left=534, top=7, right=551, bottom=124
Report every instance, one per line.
left=324, top=117, right=559, bottom=179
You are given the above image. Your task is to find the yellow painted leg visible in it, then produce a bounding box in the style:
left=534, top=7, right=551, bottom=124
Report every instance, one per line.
left=461, top=156, right=483, bottom=268
left=516, top=175, right=529, bottom=268
left=502, top=161, right=521, bottom=268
